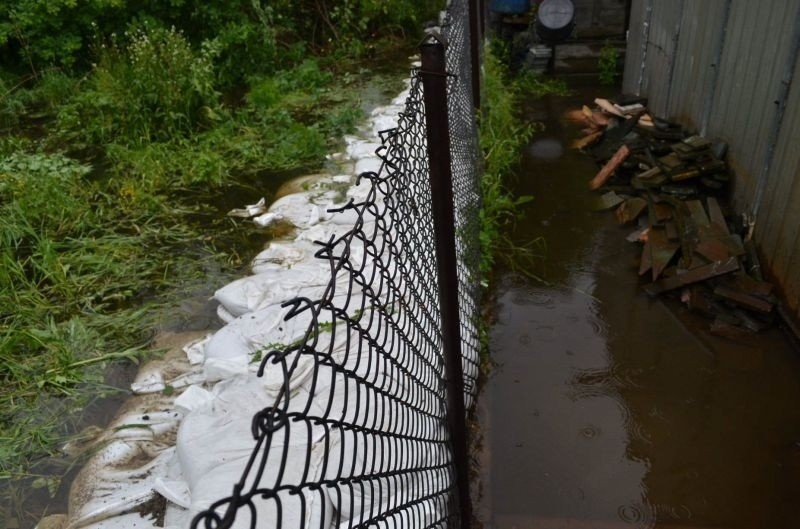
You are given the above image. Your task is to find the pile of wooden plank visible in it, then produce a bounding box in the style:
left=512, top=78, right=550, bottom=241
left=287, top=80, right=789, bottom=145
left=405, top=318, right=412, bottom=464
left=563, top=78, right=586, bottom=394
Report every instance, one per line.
left=572, top=95, right=777, bottom=339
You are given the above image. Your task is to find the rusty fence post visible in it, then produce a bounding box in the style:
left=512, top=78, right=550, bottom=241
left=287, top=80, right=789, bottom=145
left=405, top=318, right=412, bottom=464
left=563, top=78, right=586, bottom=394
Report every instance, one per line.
left=419, top=36, right=472, bottom=529
left=469, top=0, right=482, bottom=109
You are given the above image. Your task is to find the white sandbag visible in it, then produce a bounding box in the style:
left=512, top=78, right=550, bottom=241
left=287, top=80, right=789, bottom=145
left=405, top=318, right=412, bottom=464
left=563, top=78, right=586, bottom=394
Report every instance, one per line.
left=251, top=240, right=313, bottom=268
left=203, top=303, right=312, bottom=365
left=174, top=385, right=214, bottom=415
left=354, top=156, right=383, bottom=176
left=214, top=262, right=330, bottom=318
left=68, top=443, right=174, bottom=528
left=252, top=212, right=285, bottom=228
left=346, top=140, right=380, bottom=160
left=174, top=377, right=333, bottom=529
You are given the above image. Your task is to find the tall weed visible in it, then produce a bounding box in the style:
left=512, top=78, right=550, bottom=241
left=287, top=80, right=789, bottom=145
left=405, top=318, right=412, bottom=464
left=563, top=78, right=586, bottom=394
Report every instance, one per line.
left=58, top=26, right=219, bottom=145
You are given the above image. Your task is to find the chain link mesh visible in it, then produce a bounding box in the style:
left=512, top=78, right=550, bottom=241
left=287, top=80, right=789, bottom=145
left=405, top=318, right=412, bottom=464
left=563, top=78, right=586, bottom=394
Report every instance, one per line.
left=191, top=1, right=481, bottom=527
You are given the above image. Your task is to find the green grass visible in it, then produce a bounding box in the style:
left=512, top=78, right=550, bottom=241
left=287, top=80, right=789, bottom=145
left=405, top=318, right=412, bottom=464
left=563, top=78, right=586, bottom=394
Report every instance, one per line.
left=477, top=43, right=573, bottom=357
left=0, top=30, right=406, bottom=497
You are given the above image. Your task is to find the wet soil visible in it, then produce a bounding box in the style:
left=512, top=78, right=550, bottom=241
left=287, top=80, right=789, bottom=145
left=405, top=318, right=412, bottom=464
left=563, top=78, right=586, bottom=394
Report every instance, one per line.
left=480, top=79, right=800, bottom=529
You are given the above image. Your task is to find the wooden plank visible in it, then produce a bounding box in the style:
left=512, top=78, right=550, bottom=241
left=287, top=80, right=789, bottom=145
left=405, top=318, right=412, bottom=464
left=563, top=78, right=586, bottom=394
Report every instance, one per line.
left=650, top=229, right=680, bottom=281
left=658, top=153, right=683, bottom=169
left=639, top=240, right=652, bottom=276
left=714, top=285, right=774, bottom=313
left=594, top=97, right=625, bottom=117
left=654, top=203, right=673, bottom=222
left=615, top=197, right=648, bottom=224
left=643, top=257, right=739, bottom=296
left=686, top=200, right=710, bottom=227
left=730, top=272, right=774, bottom=298
left=706, top=197, right=729, bottom=233
left=589, top=144, right=631, bottom=190
left=571, top=131, right=603, bottom=150
left=626, top=227, right=649, bottom=243
left=592, top=190, right=625, bottom=211
left=665, top=221, right=678, bottom=241
left=710, top=318, right=753, bottom=340
left=696, top=236, right=746, bottom=262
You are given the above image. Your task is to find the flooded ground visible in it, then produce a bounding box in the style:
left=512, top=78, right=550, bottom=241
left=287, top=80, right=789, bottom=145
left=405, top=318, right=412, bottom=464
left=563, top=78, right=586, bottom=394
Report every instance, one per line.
left=1, top=61, right=409, bottom=529
left=480, top=81, right=800, bottom=529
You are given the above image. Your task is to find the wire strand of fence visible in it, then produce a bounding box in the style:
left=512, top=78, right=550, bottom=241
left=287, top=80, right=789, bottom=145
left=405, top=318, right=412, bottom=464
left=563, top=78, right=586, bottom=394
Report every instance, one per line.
left=190, top=1, right=481, bottom=527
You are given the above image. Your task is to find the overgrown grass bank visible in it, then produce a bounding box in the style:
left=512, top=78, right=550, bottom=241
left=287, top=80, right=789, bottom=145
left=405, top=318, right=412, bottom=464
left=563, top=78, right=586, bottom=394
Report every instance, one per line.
left=478, top=43, right=568, bottom=279
left=0, top=1, right=442, bottom=508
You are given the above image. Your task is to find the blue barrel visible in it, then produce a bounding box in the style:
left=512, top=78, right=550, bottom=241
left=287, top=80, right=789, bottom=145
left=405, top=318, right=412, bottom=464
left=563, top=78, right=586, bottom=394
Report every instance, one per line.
left=490, top=0, right=530, bottom=14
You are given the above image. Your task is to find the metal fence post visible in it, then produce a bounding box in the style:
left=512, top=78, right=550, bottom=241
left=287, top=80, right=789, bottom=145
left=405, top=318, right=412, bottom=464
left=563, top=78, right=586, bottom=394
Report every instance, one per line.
left=419, top=36, right=473, bottom=529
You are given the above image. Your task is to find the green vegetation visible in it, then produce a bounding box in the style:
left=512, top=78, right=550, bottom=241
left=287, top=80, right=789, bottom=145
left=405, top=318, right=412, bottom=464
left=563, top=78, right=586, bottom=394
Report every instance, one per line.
left=476, top=42, right=571, bottom=360
left=0, top=0, right=441, bottom=512
left=599, top=40, right=620, bottom=85
left=478, top=44, right=568, bottom=279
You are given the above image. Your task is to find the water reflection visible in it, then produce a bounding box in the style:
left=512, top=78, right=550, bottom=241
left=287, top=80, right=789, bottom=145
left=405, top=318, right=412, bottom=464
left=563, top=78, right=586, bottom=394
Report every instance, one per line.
left=482, top=85, right=800, bottom=529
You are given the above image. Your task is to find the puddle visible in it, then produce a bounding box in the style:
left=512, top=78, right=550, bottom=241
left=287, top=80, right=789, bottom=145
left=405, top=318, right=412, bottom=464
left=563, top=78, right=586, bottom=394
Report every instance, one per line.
left=480, top=80, right=800, bottom=529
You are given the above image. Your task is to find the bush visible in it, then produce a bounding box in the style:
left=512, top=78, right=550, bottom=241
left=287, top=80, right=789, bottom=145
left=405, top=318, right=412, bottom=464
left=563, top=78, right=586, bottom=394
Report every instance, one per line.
left=57, top=25, right=219, bottom=145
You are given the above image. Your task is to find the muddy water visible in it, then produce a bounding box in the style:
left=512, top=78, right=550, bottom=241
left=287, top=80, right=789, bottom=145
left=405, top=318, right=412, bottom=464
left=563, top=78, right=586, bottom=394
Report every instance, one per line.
left=481, top=84, right=800, bottom=529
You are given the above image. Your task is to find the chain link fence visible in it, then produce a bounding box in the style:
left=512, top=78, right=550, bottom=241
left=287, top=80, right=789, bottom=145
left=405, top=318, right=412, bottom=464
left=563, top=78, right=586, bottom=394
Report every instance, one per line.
left=191, top=1, right=482, bottom=527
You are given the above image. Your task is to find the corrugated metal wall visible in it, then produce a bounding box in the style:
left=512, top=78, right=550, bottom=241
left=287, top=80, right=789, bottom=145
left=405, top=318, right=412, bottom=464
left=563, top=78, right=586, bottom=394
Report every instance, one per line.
left=623, top=0, right=800, bottom=317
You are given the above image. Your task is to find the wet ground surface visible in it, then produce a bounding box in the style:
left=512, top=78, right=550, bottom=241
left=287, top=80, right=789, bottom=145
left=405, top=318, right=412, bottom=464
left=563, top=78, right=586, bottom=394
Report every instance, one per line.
left=480, top=81, right=800, bottom=529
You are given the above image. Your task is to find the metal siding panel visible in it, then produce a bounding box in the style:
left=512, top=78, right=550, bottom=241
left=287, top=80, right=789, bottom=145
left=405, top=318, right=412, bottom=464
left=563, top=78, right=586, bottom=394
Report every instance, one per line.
left=777, top=170, right=800, bottom=310
left=670, top=0, right=726, bottom=129
left=620, top=0, right=800, bottom=308
left=707, top=0, right=796, bottom=211
left=623, top=0, right=646, bottom=94
left=667, top=1, right=727, bottom=129
left=755, top=57, right=800, bottom=310
left=644, top=0, right=682, bottom=115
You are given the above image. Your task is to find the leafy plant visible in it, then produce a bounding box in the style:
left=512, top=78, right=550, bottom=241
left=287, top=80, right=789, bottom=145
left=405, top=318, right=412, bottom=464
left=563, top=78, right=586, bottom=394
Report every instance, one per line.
left=57, top=25, right=219, bottom=146
left=479, top=46, right=543, bottom=277
left=599, top=40, right=620, bottom=85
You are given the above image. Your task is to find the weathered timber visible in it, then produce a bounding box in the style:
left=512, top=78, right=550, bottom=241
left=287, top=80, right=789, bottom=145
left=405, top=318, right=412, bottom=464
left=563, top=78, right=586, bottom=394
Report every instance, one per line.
left=616, top=197, right=648, bottom=224
left=729, top=272, right=774, bottom=298
left=665, top=221, right=678, bottom=241
left=594, top=98, right=625, bottom=117
left=710, top=318, right=754, bottom=340
left=695, top=235, right=746, bottom=263
left=572, top=131, right=603, bottom=150
left=650, top=229, right=680, bottom=281
left=686, top=200, right=710, bottom=227
left=639, top=240, right=652, bottom=276
left=593, top=191, right=626, bottom=211
left=590, top=144, right=631, bottom=190
left=713, top=285, right=774, bottom=313
left=643, top=257, right=739, bottom=296
left=706, top=197, right=728, bottom=233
